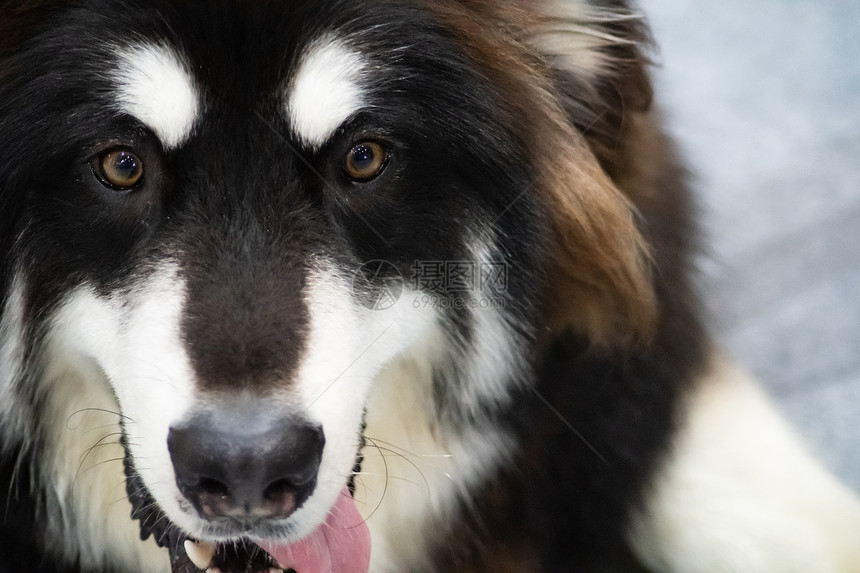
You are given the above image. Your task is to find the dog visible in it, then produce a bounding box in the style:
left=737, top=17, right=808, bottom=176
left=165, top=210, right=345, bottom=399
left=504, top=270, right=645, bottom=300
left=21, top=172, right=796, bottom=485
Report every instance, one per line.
left=2, top=1, right=860, bottom=571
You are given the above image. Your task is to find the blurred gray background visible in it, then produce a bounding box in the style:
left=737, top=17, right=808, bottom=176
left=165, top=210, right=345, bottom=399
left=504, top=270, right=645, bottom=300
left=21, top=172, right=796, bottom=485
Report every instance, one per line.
left=641, top=0, right=860, bottom=490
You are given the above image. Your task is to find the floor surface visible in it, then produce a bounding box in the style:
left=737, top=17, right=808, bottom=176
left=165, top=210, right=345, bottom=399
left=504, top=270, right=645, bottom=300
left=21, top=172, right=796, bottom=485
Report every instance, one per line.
left=642, top=0, right=860, bottom=490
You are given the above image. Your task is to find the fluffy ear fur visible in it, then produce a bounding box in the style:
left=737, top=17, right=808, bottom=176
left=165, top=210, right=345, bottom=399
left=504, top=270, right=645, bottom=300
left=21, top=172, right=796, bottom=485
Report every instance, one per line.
left=526, top=0, right=659, bottom=345
left=433, top=0, right=657, bottom=346
left=528, top=0, right=655, bottom=179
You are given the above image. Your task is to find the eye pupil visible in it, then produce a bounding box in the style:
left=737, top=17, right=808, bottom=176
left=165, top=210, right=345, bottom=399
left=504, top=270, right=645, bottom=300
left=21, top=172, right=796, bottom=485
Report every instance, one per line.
left=113, top=152, right=138, bottom=176
left=95, top=148, right=144, bottom=189
left=352, top=144, right=375, bottom=167
left=343, top=141, right=388, bottom=182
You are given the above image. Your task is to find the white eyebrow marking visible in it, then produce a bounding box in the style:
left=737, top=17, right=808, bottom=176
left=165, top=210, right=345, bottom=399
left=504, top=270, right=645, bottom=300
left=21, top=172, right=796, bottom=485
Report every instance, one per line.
left=287, top=36, right=367, bottom=149
left=112, top=43, right=201, bottom=149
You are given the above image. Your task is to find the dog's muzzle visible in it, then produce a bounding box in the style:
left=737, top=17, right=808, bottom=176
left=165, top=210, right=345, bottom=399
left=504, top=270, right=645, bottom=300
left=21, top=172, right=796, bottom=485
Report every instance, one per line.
left=123, top=400, right=371, bottom=573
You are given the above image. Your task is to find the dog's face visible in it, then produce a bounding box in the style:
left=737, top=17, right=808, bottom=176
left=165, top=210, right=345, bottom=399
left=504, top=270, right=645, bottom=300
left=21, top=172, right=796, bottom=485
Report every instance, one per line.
left=0, top=1, right=654, bottom=570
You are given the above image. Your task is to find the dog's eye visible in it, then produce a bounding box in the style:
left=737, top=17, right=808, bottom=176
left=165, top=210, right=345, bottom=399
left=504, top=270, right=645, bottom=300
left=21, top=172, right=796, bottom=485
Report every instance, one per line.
left=343, top=141, right=388, bottom=182
left=92, top=148, right=144, bottom=190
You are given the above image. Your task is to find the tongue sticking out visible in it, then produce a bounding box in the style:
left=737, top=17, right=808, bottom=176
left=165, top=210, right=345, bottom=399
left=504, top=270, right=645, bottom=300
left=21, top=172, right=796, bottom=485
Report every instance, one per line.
left=259, top=489, right=370, bottom=573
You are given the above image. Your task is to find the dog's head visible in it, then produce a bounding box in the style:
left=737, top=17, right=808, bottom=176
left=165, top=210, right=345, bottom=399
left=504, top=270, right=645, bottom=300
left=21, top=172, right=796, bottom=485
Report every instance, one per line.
left=0, top=1, right=654, bottom=571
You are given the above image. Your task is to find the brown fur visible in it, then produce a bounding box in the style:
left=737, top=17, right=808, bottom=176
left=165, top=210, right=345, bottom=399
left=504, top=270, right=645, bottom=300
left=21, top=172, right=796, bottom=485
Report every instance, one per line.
left=427, top=0, right=658, bottom=347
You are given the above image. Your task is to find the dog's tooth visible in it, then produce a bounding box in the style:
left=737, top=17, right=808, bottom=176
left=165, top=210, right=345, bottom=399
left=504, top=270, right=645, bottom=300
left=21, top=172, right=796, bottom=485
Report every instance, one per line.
left=184, top=539, right=216, bottom=570
left=268, top=569, right=284, bottom=573
left=205, top=568, right=222, bottom=573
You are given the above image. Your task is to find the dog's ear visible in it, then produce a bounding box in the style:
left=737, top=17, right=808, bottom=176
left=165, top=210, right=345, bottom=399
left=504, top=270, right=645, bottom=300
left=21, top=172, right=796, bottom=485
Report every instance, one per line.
left=433, top=0, right=657, bottom=346
left=525, top=0, right=658, bottom=346
left=527, top=0, right=654, bottom=181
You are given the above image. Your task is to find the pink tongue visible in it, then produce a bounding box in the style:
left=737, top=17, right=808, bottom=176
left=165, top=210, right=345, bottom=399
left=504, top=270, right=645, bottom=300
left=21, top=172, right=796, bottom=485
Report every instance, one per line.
left=259, top=489, right=370, bottom=573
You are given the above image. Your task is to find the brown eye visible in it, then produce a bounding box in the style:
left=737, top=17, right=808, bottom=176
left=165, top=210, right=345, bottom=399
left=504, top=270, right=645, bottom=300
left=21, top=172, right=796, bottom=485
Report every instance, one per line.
left=343, top=141, right=388, bottom=182
left=93, top=148, right=144, bottom=189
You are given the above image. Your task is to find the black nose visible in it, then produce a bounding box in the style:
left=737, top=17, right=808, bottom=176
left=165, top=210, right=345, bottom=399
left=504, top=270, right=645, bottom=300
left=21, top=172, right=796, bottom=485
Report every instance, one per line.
left=167, top=402, right=324, bottom=521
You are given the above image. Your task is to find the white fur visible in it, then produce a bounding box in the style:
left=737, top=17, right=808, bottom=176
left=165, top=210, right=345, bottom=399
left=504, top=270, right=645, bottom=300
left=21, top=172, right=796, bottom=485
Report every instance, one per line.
left=531, top=0, right=640, bottom=80
left=0, top=275, right=27, bottom=441
left=44, top=264, right=200, bottom=552
left=113, top=43, right=201, bottom=149
left=628, top=355, right=860, bottom=573
left=34, top=280, right=192, bottom=571
left=456, top=240, right=529, bottom=414
left=287, top=36, right=367, bottom=149
left=358, top=354, right=516, bottom=571
left=1, top=271, right=166, bottom=570
left=281, top=260, right=441, bottom=544
left=355, top=240, right=529, bottom=571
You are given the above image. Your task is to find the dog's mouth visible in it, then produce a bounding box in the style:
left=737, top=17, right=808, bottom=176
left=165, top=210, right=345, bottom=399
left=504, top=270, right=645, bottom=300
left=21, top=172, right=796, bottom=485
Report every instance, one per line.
left=180, top=491, right=368, bottom=573
left=123, top=445, right=371, bottom=573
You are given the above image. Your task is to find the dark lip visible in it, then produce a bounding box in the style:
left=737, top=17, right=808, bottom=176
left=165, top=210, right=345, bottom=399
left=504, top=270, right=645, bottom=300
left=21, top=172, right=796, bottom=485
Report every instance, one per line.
left=122, top=437, right=173, bottom=548
left=122, top=433, right=194, bottom=571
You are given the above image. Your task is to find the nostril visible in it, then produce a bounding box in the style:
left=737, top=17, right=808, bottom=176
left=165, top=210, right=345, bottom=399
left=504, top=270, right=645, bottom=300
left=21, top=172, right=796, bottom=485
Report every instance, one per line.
left=196, top=476, right=236, bottom=519
left=264, top=477, right=298, bottom=501
left=263, top=478, right=299, bottom=518
left=198, top=476, right=230, bottom=497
